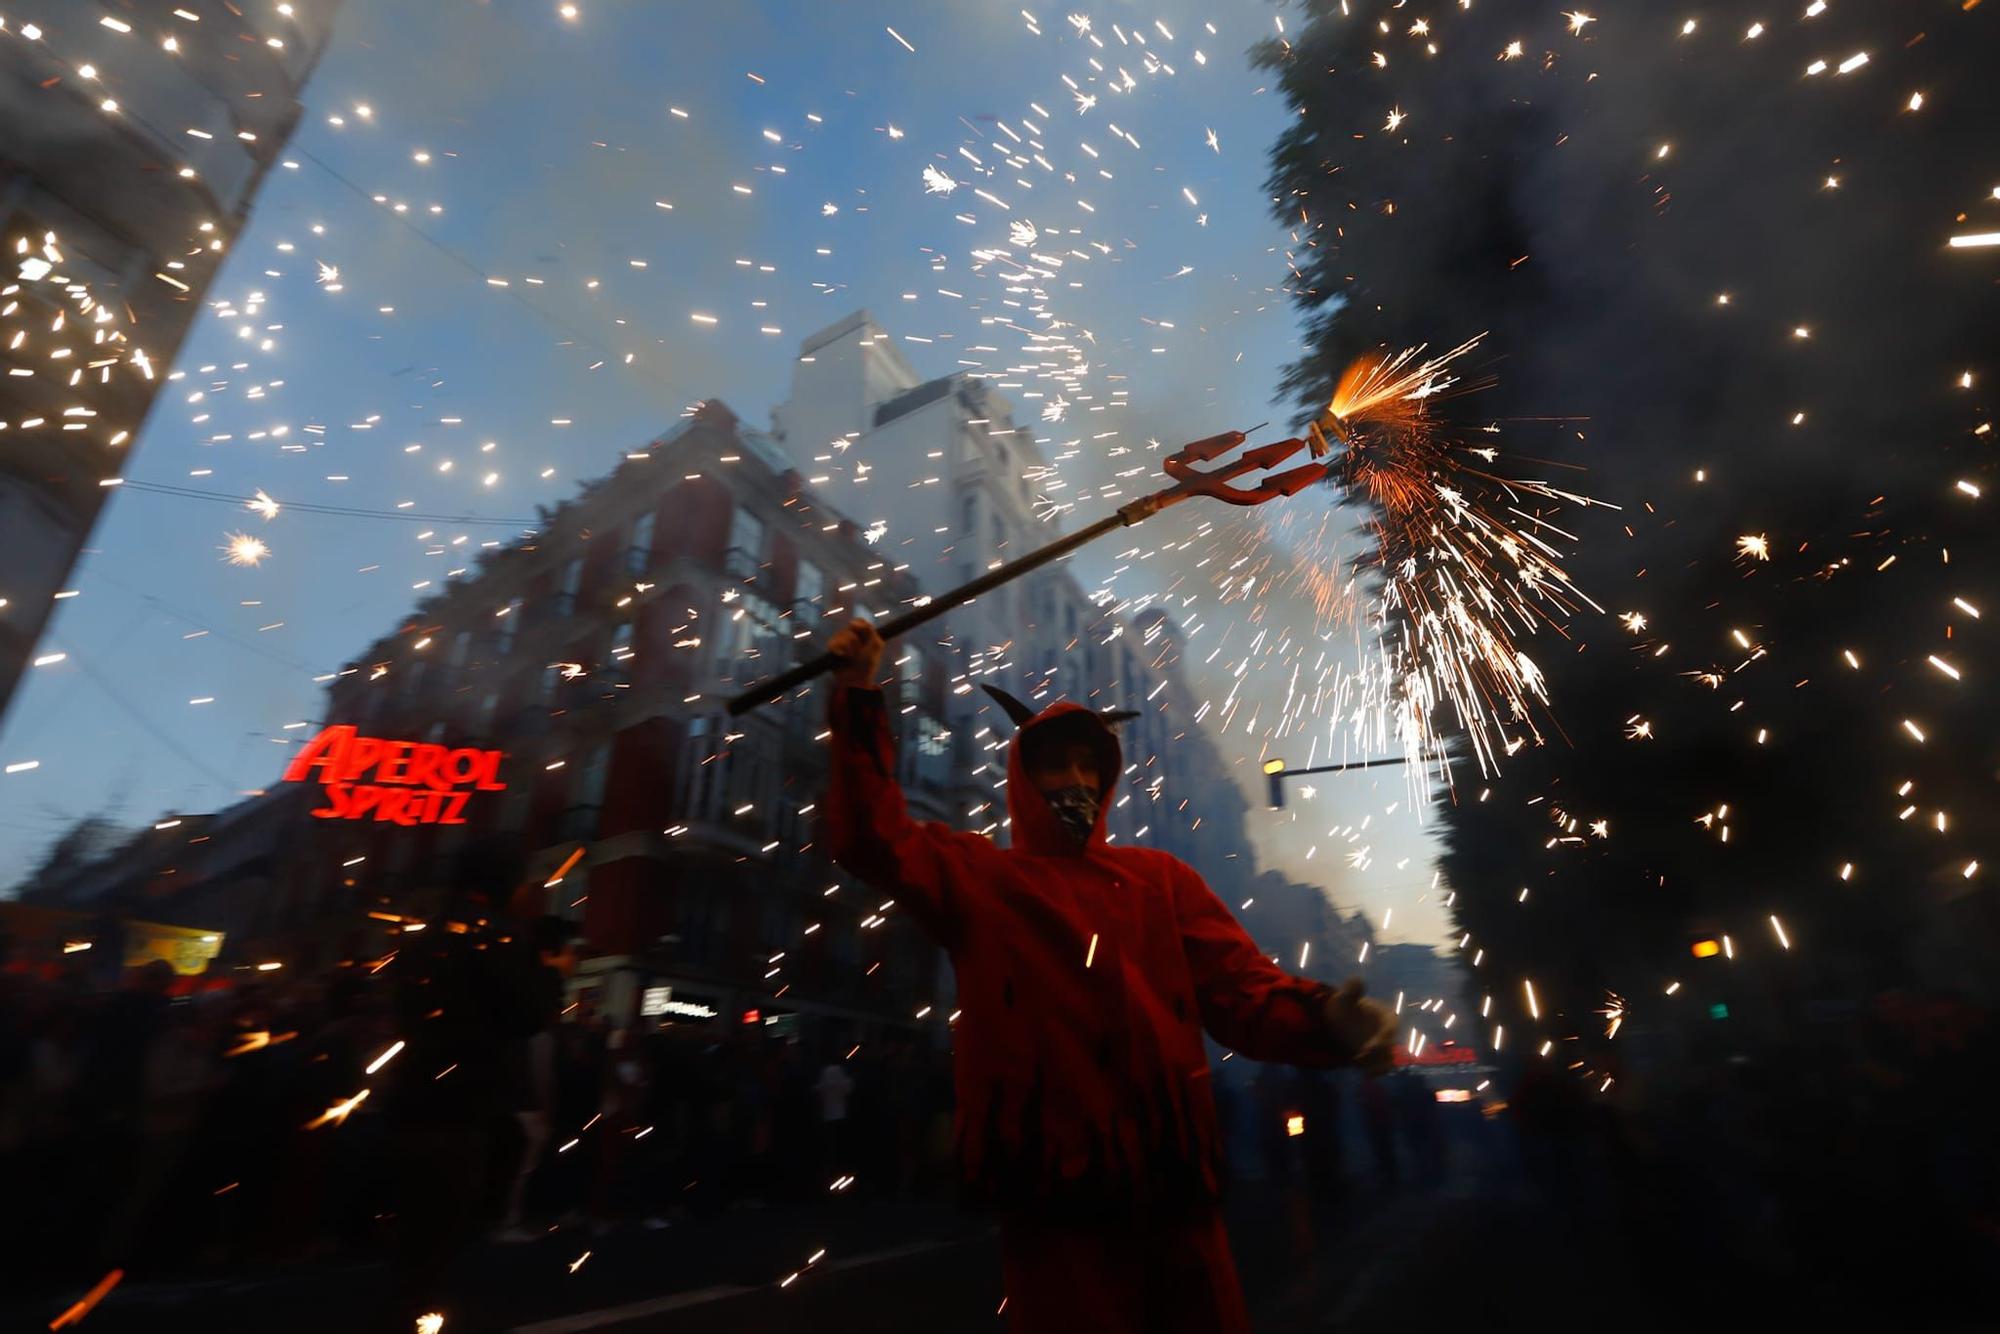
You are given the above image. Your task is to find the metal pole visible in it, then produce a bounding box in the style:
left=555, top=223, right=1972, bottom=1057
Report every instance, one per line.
left=725, top=510, right=1128, bottom=716
left=1265, top=755, right=1410, bottom=808
left=725, top=424, right=1329, bottom=716
left=1275, top=757, right=1411, bottom=777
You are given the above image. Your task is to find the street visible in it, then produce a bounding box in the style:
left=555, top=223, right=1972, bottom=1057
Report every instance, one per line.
left=15, top=1064, right=1991, bottom=1334
left=17, top=1169, right=1913, bottom=1334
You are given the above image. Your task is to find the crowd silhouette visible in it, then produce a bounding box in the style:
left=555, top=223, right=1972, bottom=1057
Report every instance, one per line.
left=3, top=912, right=1994, bottom=1328
left=0, top=908, right=957, bottom=1320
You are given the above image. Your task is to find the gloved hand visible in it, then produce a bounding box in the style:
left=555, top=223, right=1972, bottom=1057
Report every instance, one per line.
left=827, top=617, right=885, bottom=688
left=1323, top=977, right=1398, bottom=1076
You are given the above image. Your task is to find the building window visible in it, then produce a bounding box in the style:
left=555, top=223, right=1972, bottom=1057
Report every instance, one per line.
left=907, top=710, right=953, bottom=792
left=628, top=511, right=657, bottom=576
left=479, top=691, right=500, bottom=727
left=496, top=598, right=524, bottom=654
left=795, top=558, right=824, bottom=616
left=565, top=741, right=611, bottom=840
left=960, top=493, right=977, bottom=535
left=717, top=590, right=783, bottom=678
left=540, top=662, right=562, bottom=705
left=681, top=714, right=727, bottom=822
left=726, top=505, right=766, bottom=576
left=576, top=740, right=604, bottom=804
left=609, top=621, right=635, bottom=671
left=556, top=558, right=584, bottom=617
left=449, top=629, right=473, bottom=671
left=725, top=746, right=773, bottom=832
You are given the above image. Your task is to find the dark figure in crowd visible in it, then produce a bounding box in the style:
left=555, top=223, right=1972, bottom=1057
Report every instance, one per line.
left=814, top=1048, right=856, bottom=1186
left=496, top=915, right=574, bottom=1242
left=1293, top=1068, right=1346, bottom=1204
left=1511, top=1053, right=1588, bottom=1205
left=380, top=894, right=561, bottom=1326
left=824, top=618, right=1398, bottom=1334
left=1359, top=1074, right=1397, bottom=1187
left=1391, top=1070, right=1443, bottom=1188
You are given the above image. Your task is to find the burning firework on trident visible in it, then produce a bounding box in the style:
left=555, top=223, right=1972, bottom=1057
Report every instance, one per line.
left=728, top=417, right=1345, bottom=716
left=729, top=334, right=1592, bottom=766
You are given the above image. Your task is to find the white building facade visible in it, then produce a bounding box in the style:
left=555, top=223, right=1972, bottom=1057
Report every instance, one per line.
left=0, top=0, right=341, bottom=726
left=770, top=312, right=1214, bottom=852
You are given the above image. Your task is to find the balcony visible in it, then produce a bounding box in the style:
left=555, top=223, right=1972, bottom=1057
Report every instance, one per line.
left=721, top=545, right=770, bottom=589
left=555, top=674, right=635, bottom=721
left=664, top=813, right=779, bottom=863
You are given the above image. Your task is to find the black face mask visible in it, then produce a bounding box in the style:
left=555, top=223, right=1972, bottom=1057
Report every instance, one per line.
left=1042, top=784, right=1100, bottom=844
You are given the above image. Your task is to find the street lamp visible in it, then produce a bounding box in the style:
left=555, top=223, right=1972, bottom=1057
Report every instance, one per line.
left=1263, top=755, right=1409, bottom=808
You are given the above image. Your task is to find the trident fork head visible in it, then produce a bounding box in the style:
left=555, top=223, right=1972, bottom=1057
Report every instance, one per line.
left=1161, top=428, right=1333, bottom=506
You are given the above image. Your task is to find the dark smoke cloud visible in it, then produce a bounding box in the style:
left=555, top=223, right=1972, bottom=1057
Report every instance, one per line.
left=1255, top=0, right=2000, bottom=993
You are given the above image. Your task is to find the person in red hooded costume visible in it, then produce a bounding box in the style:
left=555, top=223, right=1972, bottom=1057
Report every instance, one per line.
left=824, top=618, right=1397, bottom=1334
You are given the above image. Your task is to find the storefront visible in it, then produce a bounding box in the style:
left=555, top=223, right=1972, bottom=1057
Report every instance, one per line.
left=0, top=902, right=225, bottom=980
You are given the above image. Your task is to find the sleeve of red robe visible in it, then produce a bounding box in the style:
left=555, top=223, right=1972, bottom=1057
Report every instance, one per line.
left=825, top=684, right=1002, bottom=951
left=1171, top=858, right=1351, bottom=1067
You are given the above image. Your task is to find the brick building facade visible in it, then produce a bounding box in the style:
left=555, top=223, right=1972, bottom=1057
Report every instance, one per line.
left=285, top=401, right=962, bottom=1035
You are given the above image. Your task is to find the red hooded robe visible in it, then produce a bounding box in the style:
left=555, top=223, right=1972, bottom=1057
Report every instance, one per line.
left=828, top=685, right=1354, bottom=1330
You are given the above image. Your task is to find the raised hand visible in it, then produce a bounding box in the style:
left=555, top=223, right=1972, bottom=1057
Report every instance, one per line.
left=827, top=617, right=885, bottom=689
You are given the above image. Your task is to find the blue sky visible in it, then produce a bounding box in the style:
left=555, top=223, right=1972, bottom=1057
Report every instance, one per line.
left=2, top=0, right=1447, bottom=943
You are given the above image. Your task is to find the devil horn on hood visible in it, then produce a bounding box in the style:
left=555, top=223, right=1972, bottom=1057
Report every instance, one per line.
left=980, top=684, right=1039, bottom=729
left=1096, top=709, right=1141, bottom=726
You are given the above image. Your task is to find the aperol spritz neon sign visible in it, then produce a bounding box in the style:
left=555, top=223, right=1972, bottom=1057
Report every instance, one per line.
left=281, top=725, right=506, bottom=825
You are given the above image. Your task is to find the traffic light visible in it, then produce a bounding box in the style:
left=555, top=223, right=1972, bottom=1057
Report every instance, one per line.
left=1264, top=758, right=1286, bottom=809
